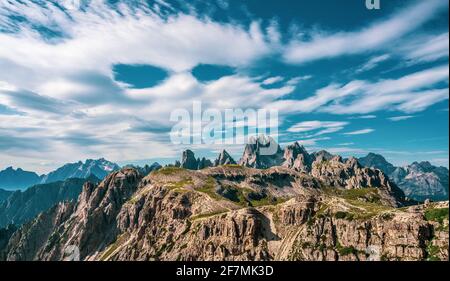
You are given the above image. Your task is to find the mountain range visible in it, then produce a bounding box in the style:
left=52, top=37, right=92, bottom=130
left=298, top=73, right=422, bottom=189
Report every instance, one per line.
left=172, top=140, right=448, bottom=203
left=0, top=138, right=447, bottom=261
left=0, top=158, right=120, bottom=191
left=358, top=153, right=449, bottom=202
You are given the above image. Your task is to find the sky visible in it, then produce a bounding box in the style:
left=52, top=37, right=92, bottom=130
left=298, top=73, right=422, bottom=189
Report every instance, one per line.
left=0, top=0, right=448, bottom=174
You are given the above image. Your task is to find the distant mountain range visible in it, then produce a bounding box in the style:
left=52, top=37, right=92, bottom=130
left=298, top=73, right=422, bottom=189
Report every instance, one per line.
left=358, top=153, right=449, bottom=202
left=0, top=158, right=121, bottom=191
left=39, top=158, right=120, bottom=184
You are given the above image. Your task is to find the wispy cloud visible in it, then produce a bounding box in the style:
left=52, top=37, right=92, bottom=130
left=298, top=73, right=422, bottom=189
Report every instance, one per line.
left=400, top=32, right=449, bottom=65
left=287, top=121, right=348, bottom=134
left=388, top=115, right=415, bottom=121
left=262, top=76, right=284, bottom=85
left=343, top=128, right=374, bottom=135
left=283, top=0, right=448, bottom=64
left=356, top=54, right=391, bottom=73
left=349, top=115, right=377, bottom=119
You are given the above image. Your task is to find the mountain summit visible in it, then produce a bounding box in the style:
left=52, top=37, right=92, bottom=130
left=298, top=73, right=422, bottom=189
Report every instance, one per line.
left=0, top=167, right=42, bottom=190
left=40, top=158, right=120, bottom=184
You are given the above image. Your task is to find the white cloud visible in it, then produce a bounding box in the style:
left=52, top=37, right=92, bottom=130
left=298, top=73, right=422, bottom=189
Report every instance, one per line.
left=349, top=115, right=377, bottom=119
left=400, top=32, right=449, bottom=64
left=270, top=65, right=449, bottom=115
left=283, top=0, right=448, bottom=64
left=325, top=147, right=368, bottom=154
left=388, top=115, right=415, bottom=121
left=262, top=76, right=284, bottom=85
left=356, top=54, right=391, bottom=73
left=287, top=121, right=348, bottom=133
left=343, top=128, right=374, bottom=135
left=287, top=121, right=349, bottom=138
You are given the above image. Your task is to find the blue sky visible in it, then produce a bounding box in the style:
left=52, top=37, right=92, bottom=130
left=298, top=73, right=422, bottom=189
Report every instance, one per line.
left=0, top=0, right=448, bottom=174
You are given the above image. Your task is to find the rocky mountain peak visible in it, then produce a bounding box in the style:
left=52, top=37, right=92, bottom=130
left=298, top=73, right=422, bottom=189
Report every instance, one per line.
left=312, top=150, right=333, bottom=163
left=39, top=158, right=120, bottom=184
left=214, top=150, right=236, bottom=166
left=197, top=157, right=213, bottom=170
left=358, top=153, right=396, bottom=175
left=239, top=137, right=284, bottom=169
left=180, top=150, right=198, bottom=170
left=345, top=156, right=361, bottom=169
left=282, top=142, right=313, bottom=172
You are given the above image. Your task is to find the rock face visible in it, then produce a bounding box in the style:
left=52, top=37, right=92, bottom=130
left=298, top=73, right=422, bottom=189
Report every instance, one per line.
left=0, top=177, right=98, bottom=228
left=239, top=137, right=284, bottom=169
left=214, top=150, right=236, bottom=166
left=0, top=167, right=42, bottom=190
left=4, top=168, right=141, bottom=261
left=40, top=158, right=120, bottom=184
left=358, top=154, right=449, bottom=202
left=0, top=189, right=12, bottom=204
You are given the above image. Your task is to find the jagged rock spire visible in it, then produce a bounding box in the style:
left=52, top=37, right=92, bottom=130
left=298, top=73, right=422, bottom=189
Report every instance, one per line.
left=214, top=150, right=236, bottom=166
left=238, top=136, right=284, bottom=169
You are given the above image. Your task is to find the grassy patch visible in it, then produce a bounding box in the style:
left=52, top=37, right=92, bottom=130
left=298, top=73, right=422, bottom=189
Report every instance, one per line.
left=166, top=177, right=194, bottom=190
left=335, top=242, right=358, bottom=256
left=196, top=177, right=283, bottom=208
left=334, top=211, right=354, bottom=220
left=424, top=208, right=449, bottom=224
left=196, top=177, right=223, bottom=201
left=100, top=234, right=128, bottom=261
left=325, top=187, right=381, bottom=203
left=426, top=243, right=441, bottom=261
left=154, top=166, right=186, bottom=175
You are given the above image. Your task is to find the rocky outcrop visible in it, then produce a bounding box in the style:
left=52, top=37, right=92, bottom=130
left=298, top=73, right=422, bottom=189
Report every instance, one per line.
left=214, top=150, right=236, bottom=166
left=311, top=156, right=405, bottom=207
